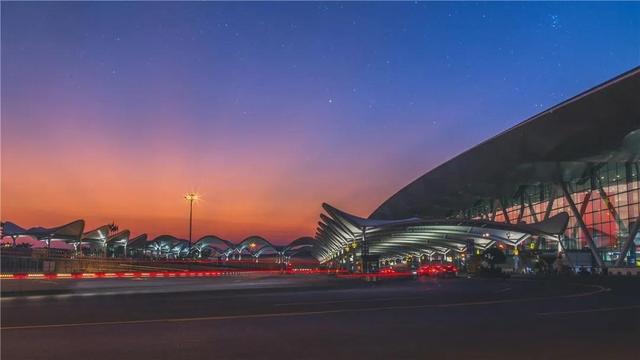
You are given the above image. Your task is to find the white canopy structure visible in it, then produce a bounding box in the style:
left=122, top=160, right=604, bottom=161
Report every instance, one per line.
left=313, top=203, right=569, bottom=264
left=1, top=220, right=85, bottom=248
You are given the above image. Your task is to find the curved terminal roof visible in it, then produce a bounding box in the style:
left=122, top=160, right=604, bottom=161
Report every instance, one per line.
left=371, top=67, right=640, bottom=220
left=1, top=220, right=85, bottom=242
left=106, top=230, right=131, bottom=246
left=2, top=223, right=315, bottom=257
left=314, top=203, right=569, bottom=263
left=148, top=235, right=190, bottom=255
left=285, top=237, right=316, bottom=250
left=141, top=234, right=315, bottom=258
left=236, top=236, right=274, bottom=254
left=192, top=235, right=236, bottom=255
left=127, top=234, right=148, bottom=249
left=81, top=225, right=111, bottom=244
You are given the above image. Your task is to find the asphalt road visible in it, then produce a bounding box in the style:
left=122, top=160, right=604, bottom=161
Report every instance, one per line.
left=2, top=275, right=639, bottom=359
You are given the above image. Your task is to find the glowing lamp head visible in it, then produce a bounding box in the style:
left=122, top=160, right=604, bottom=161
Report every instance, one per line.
left=184, top=192, right=199, bottom=202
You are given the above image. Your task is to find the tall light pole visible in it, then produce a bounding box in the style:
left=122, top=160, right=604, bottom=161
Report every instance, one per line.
left=184, top=192, right=199, bottom=250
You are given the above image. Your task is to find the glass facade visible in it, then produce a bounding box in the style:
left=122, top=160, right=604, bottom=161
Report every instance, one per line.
left=467, top=162, right=640, bottom=266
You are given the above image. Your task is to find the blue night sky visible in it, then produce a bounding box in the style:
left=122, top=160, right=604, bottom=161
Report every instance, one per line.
left=2, top=2, right=639, bottom=242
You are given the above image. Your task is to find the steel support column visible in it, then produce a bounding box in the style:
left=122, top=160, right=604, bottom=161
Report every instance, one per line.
left=516, top=194, right=526, bottom=223
left=490, top=199, right=497, bottom=221
left=361, top=226, right=369, bottom=273
left=579, top=191, right=592, bottom=217
left=560, top=182, right=605, bottom=269
left=571, top=190, right=592, bottom=241
left=614, top=217, right=640, bottom=267
left=543, top=186, right=557, bottom=220
left=499, top=199, right=511, bottom=224
left=596, top=178, right=628, bottom=235
left=527, top=195, right=539, bottom=223
left=556, top=235, right=575, bottom=268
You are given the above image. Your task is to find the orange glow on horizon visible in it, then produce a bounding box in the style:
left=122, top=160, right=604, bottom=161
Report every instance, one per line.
left=1, top=116, right=406, bottom=245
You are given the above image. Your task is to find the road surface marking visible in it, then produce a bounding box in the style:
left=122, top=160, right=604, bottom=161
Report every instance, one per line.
left=537, top=304, right=640, bottom=317
left=275, top=294, right=431, bottom=306
left=1, top=284, right=608, bottom=331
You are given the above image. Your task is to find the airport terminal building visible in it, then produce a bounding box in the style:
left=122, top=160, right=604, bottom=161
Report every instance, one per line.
left=314, top=67, right=640, bottom=270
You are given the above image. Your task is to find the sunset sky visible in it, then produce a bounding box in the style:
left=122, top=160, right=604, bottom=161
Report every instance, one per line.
left=2, top=2, right=639, bottom=245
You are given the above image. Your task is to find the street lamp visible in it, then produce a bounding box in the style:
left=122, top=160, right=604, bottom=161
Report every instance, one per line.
left=184, top=192, right=199, bottom=250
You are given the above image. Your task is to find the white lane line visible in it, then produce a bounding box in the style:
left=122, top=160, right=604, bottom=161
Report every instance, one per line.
left=1, top=285, right=608, bottom=331
left=495, top=287, right=512, bottom=293
left=275, top=294, right=430, bottom=306
left=1, top=292, right=126, bottom=301
left=1, top=283, right=415, bottom=302
left=537, top=304, right=640, bottom=317
left=1, top=286, right=335, bottom=302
